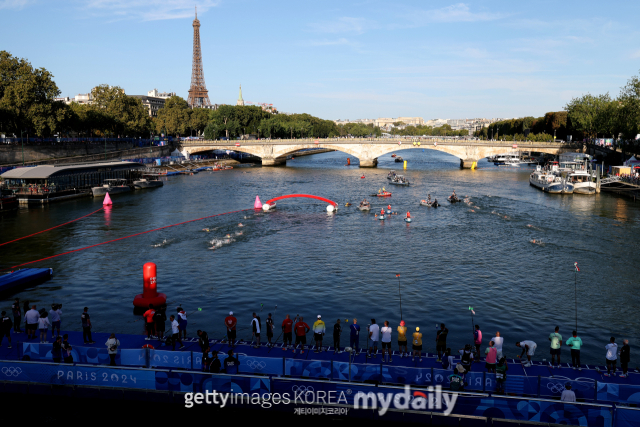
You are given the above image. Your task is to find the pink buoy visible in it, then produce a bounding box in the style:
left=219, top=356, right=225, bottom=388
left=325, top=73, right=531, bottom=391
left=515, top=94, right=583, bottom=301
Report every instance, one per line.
left=254, top=195, right=262, bottom=210
left=133, top=262, right=167, bottom=308
left=103, top=192, right=112, bottom=206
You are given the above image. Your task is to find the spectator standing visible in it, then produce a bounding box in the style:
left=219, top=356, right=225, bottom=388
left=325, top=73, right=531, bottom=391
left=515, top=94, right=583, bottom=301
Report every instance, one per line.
left=436, top=323, right=449, bottom=362
left=368, top=319, right=380, bottom=358
left=495, top=358, right=508, bottom=394
left=381, top=320, right=393, bottom=363
left=197, top=330, right=210, bottom=354
left=81, top=307, right=94, bottom=344
left=38, top=313, right=50, bottom=343
left=24, top=305, right=40, bottom=340
left=154, top=308, right=166, bottom=341
left=412, top=327, right=423, bottom=362
left=605, top=337, right=618, bottom=377
left=225, top=311, right=237, bottom=347
left=294, top=316, right=310, bottom=353
left=474, top=325, right=482, bottom=362
left=281, top=314, right=293, bottom=350
left=460, top=344, right=474, bottom=373
left=177, top=307, right=188, bottom=339
left=105, top=333, right=120, bottom=366
left=397, top=320, right=408, bottom=358
left=350, top=318, right=360, bottom=353
left=313, top=315, right=326, bottom=352
left=549, top=326, right=563, bottom=368
left=0, top=311, right=12, bottom=348
left=620, top=339, right=630, bottom=378
left=566, top=331, right=583, bottom=371
left=251, top=312, right=262, bottom=348
left=209, top=352, right=221, bottom=373
left=62, top=334, right=73, bottom=363
left=170, top=315, right=184, bottom=350
left=52, top=336, right=63, bottom=363
left=560, top=383, right=576, bottom=402
left=485, top=340, right=498, bottom=373
left=49, top=304, right=62, bottom=340
left=11, top=299, right=21, bottom=333
left=333, top=319, right=342, bottom=353
left=491, top=331, right=504, bottom=359
left=266, top=313, right=274, bottom=346
left=449, top=364, right=466, bottom=391
left=143, top=304, right=156, bottom=340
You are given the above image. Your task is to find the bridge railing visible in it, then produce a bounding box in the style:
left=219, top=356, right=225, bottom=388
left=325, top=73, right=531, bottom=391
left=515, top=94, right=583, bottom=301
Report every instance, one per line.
left=180, top=138, right=579, bottom=147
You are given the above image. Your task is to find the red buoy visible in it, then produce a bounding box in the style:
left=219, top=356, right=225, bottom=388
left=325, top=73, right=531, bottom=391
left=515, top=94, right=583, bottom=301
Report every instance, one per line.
left=133, top=262, right=167, bottom=308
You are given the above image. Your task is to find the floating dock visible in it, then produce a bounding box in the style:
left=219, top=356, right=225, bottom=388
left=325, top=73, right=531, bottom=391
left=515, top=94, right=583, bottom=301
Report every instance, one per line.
left=0, top=268, right=53, bottom=294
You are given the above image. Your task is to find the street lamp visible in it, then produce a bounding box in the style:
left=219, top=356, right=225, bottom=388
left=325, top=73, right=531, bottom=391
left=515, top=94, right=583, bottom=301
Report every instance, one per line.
left=21, top=130, right=25, bottom=166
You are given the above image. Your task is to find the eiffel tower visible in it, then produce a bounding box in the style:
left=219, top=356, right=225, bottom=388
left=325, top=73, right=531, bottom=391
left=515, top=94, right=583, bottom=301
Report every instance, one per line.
left=187, top=7, right=211, bottom=108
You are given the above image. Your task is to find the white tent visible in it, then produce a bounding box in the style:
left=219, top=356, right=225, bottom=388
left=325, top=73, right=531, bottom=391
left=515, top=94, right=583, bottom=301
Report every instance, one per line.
left=170, top=149, right=182, bottom=157
left=624, top=156, right=639, bottom=166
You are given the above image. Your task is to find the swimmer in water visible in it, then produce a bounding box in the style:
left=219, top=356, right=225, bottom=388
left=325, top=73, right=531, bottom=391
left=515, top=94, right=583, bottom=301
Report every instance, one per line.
left=226, top=234, right=231, bottom=238
left=203, top=228, right=210, bottom=232
left=238, top=223, right=243, bottom=227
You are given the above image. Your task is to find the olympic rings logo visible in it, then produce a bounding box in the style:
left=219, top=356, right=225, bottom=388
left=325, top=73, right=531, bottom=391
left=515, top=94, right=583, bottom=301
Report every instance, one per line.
left=1, top=367, right=22, bottom=377
left=546, top=382, right=566, bottom=394
left=246, top=359, right=267, bottom=370
left=292, top=385, right=314, bottom=392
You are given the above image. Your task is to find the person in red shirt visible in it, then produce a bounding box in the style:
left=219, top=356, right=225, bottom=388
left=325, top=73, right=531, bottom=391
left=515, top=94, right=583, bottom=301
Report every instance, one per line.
left=143, top=304, right=156, bottom=340
left=281, top=314, right=294, bottom=351
left=224, top=311, right=237, bottom=347
left=294, top=316, right=310, bottom=354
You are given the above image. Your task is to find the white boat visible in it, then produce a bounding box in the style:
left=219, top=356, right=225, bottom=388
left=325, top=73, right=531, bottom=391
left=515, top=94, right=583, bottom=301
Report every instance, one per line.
left=568, top=170, right=596, bottom=195
left=133, top=177, right=164, bottom=189
left=529, top=166, right=573, bottom=194
left=390, top=175, right=410, bottom=186
left=492, top=152, right=520, bottom=164
left=92, top=179, right=131, bottom=197
left=358, top=201, right=371, bottom=211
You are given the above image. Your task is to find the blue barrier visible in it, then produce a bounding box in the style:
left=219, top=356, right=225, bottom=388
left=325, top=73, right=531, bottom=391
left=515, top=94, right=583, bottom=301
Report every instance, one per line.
left=383, top=365, right=433, bottom=386
left=285, top=359, right=331, bottom=379
left=598, top=382, right=640, bottom=404
left=615, top=407, right=640, bottom=427
left=540, top=377, right=596, bottom=401
left=149, top=349, right=193, bottom=370
left=350, top=363, right=381, bottom=383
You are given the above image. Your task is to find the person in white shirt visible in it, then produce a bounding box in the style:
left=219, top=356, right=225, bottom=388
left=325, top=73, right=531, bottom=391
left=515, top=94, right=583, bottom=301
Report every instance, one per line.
left=37, top=315, right=51, bottom=343
left=605, top=336, right=618, bottom=377
left=170, top=315, right=184, bottom=351
left=516, top=340, right=537, bottom=367
left=105, top=333, right=120, bottom=366
left=368, top=319, right=380, bottom=358
left=380, top=320, right=393, bottom=363
left=24, top=305, right=40, bottom=340
left=251, top=312, right=262, bottom=349
left=492, top=331, right=504, bottom=359
left=49, top=304, right=62, bottom=340
left=560, top=383, right=576, bottom=402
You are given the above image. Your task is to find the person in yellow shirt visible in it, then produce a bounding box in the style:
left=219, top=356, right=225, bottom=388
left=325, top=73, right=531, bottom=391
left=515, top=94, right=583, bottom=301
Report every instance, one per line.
left=313, top=315, right=326, bottom=352
left=397, top=320, right=408, bottom=358
left=412, top=326, right=423, bottom=362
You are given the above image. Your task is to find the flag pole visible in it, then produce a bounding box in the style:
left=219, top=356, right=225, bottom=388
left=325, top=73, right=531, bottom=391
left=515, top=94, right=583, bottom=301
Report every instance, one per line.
left=396, top=274, right=403, bottom=320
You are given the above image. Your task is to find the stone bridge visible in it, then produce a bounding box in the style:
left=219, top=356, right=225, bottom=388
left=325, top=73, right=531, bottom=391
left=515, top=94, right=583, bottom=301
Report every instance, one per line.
left=178, top=138, right=581, bottom=168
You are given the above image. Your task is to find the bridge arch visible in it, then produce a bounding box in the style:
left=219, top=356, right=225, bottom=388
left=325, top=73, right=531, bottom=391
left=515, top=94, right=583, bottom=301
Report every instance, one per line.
left=265, top=194, right=337, bottom=206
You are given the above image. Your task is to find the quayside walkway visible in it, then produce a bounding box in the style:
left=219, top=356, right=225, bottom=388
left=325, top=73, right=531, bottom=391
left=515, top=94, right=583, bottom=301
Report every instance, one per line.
left=1, top=330, right=638, bottom=426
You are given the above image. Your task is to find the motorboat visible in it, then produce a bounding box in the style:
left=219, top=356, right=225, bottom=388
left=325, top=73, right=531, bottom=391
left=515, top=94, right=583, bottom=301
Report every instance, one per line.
left=0, top=188, right=17, bottom=212
left=387, top=170, right=397, bottom=180
left=92, top=179, right=131, bottom=197
left=395, top=157, right=404, bottom=163
left=420, top=199, right=439, bottom=208
left=133, top=177, right=164, bottom=190
left=376, top=191, right=392, bottom=197
left=529, top=166, right=573, bottom=194
left=390, top=175, right=410, bottom=186
left=568, top=170, right=596, bottom=195
left=391, top=154, right=397, bottom=158
left=358, top=201, right=371, bottom=211
left=492, top=152, right=520, bottom=165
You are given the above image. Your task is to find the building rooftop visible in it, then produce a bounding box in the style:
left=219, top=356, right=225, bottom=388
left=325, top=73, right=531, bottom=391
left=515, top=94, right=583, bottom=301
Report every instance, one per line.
left=1, top=162, right=144, bottom=180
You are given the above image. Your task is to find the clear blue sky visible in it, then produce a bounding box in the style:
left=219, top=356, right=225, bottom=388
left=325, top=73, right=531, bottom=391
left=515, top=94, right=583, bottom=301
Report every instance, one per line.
left=2, top=0, right=639, bottom=121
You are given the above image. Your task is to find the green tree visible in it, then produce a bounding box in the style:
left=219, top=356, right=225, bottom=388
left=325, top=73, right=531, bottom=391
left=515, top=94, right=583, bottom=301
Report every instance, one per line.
left=189, top=107, right=210, bottom=136
left=618, top=72, right=640, bottom=141
left=0, top=50, right=61, bottom=136
left=155, top=95, right=190, bottom=136
left=565, top=93, right=612, bottom=140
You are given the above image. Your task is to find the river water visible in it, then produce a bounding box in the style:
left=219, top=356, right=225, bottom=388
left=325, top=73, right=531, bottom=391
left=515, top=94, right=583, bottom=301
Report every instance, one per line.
left=1, top=150, right=639, bottom=365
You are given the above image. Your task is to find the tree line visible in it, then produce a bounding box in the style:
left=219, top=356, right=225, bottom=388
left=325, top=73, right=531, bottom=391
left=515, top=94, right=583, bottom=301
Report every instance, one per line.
left=391, top=123, right=470, bottom=137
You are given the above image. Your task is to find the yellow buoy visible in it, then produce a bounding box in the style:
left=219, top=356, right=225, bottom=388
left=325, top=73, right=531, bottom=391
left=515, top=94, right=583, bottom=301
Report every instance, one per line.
left=471, top=161, right=477, bottom=170
left=403, top=160, right=407, bottom=170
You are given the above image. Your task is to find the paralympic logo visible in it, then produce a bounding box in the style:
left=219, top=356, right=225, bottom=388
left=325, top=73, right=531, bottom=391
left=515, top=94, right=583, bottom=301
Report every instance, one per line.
left=1, top=367, right=22, bottom=377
